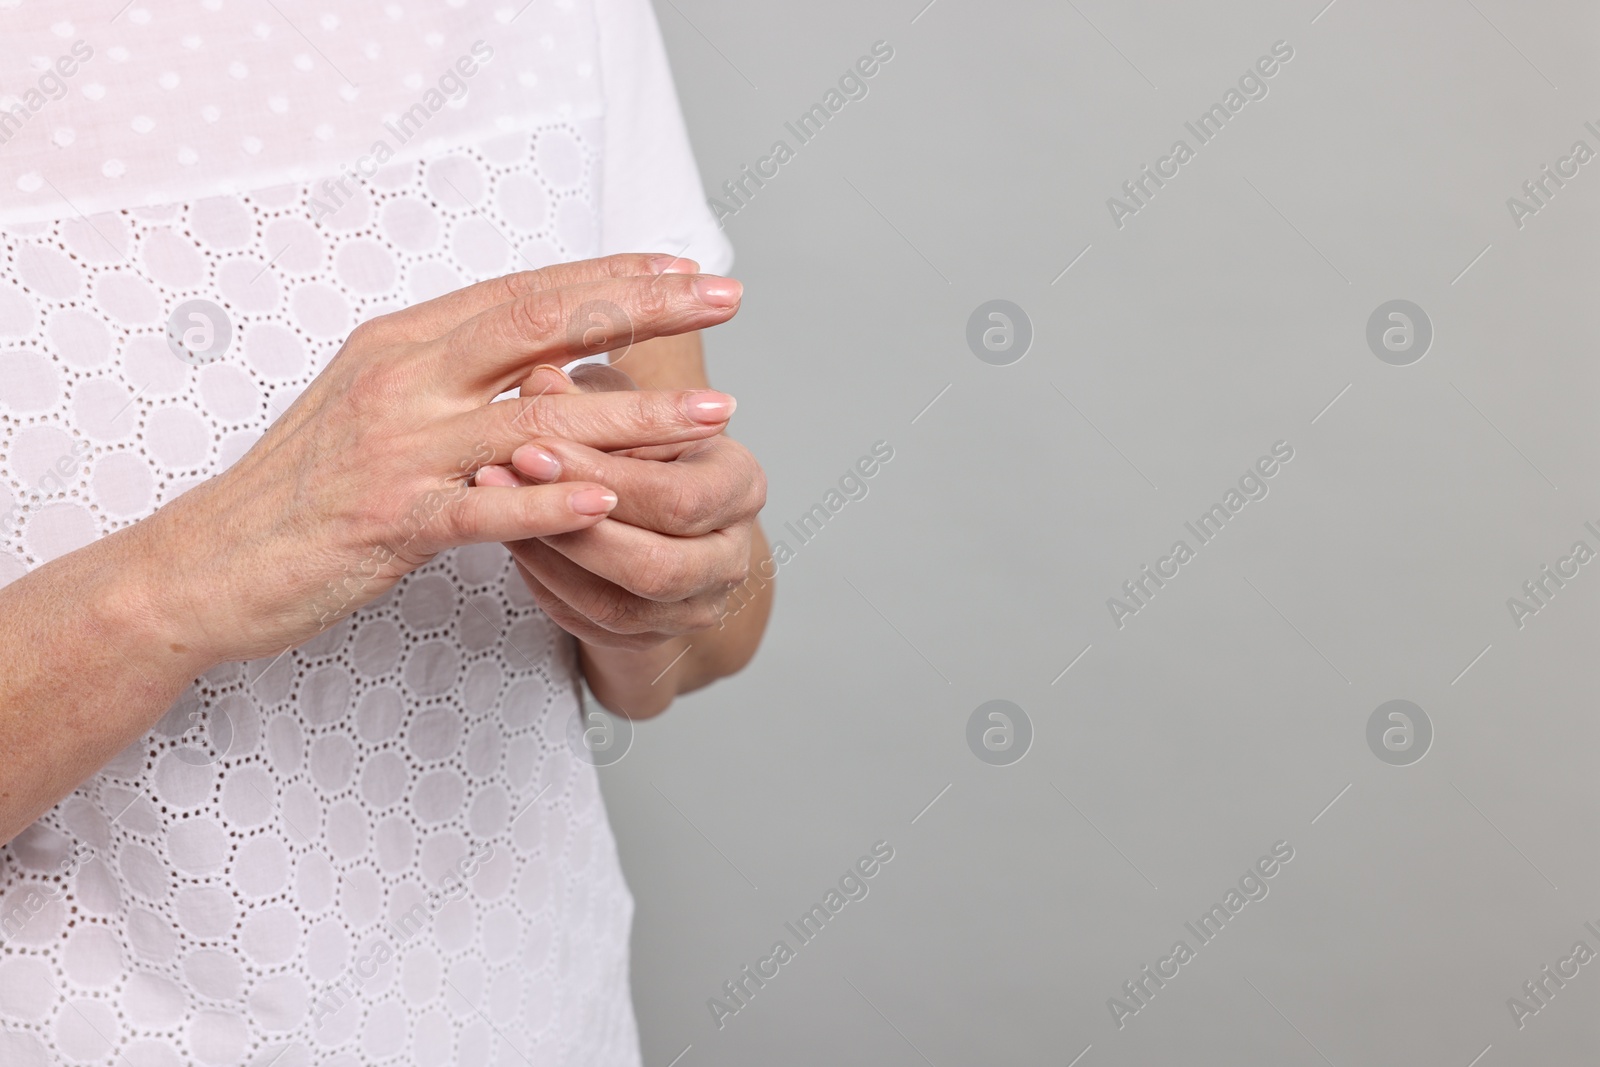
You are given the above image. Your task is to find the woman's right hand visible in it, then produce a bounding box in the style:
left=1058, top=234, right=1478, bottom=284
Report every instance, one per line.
left=126, top=253, right=744, bottom=672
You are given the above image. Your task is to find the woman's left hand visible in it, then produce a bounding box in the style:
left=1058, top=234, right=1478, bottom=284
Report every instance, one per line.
left=475, top=362, right=767, bottom=651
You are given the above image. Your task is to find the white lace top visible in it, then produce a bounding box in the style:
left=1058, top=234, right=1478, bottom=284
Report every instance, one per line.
left=0, top=3, right=731, bottom=1065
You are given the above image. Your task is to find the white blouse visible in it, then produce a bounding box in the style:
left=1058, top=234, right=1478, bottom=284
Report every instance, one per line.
left=0, top=2, right=731, bottom=1065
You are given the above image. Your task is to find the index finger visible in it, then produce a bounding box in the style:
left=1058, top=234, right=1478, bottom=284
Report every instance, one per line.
left=400, top=253, right=699, bottom=337
left=435, top=272, right=742, bottom=400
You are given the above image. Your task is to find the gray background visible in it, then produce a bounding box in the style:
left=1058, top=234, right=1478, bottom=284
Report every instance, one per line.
left=601, top=1, right=1600, bottom=1064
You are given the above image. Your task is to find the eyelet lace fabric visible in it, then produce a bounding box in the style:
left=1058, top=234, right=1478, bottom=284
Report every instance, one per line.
left=0, top=128, right=643, bottom=1067
left=0, top=2, right=714, bottom=1061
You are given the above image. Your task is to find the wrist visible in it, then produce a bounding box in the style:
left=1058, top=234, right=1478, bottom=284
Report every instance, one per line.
left=578, top=636, right=691, bottom=718
left=110, top=508, right=232, bottom=678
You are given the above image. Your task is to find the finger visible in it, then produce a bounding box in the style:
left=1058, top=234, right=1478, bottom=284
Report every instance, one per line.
left=509, top=438, right=762, bottom=536
left=610, top=442, right=699, bottom=462
left=519, top=363, right=583, bottom=402
left=508, top=536, right=728, bottom=632
left=400, top=253, right=699, bottom=337
left=538, top=519, right=751, bottom=602
left=516, top=362, right=638, bottom=399
left=472, top=464, right=529, bottom=489
left=434, top=272, right=743, bottom=399
left=441, top=482, right=618, bottom=545
left=511, top=560, right=669, bottom=652
left=443, top=388, right=736, bottom=467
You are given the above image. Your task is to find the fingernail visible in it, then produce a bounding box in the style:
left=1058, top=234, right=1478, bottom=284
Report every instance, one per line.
left=570, top=487, right=618, bottom=516
left=649, top=254, right=699, bottom=275
left=693, top=275, right=743, bottom=308
left=474, top=464, right=520, bottom=488
left=685, top=390, right=736, bottom=423
left=511, top=444, right=562, bottom=482
left=527, top=364, right=570, bottom=395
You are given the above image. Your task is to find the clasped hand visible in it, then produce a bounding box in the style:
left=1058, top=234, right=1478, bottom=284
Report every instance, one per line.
left=476, top=357, right=765, bottom=652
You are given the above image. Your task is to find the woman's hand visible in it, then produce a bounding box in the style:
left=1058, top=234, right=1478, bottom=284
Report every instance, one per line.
left=130, top=254, right=745, bottom=670
left=2, top=254, right=745, bottom=841
left=475, top=361, right=767, bottom=652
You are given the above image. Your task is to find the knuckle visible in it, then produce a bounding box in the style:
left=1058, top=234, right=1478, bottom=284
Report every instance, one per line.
left=721, top=559, right=752, bottom=590
left=632, top=543, right=695, bottom=601
left=509, top=294, right=567, bottom=343
left=509, top=394, right=546, bottom=434
left=343, top=315, right=389, bottom=349
left=687, top=599, right=725, bottom=633
left=498, top=270, right=543, bottom=303
left=606, top=253, right=648, bottom=278
left=627, top=389, right=666, bottom=431
left=587, top=585, right=643, bottom=632
left=744, top=461, right=769, bottom=513
left=666, top=481, right=718, bottom=535
left=629, top=281, right=673, bottom=326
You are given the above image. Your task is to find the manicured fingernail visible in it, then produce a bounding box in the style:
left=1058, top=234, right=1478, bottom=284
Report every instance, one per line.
left=685, top=390, right=736, bottom=423
left=475, top=464, right=520, bottom=488
left=570, top=487, right=618, bottom=516
left=527, top=364, right=570, bottom=395
left=649, top=254, right=698, bottom=275
left=693, top=275, right=743, bottom=308
left=511, top=445, right=562, bottom=482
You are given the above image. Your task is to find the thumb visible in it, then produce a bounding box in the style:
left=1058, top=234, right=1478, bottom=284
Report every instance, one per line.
left=519, top=363, right=583, bottom=399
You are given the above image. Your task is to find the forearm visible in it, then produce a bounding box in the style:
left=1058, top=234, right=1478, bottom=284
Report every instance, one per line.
left=580, top=520, right=772, bottom=717
left=0, top=522, right=213, bottom=845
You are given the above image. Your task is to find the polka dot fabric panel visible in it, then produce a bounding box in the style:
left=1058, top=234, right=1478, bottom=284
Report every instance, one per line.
left=0, top=2, right=604, bottom=224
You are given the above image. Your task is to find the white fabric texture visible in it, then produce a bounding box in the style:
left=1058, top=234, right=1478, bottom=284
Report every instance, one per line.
left=0, top=2, right=729, bottom=1065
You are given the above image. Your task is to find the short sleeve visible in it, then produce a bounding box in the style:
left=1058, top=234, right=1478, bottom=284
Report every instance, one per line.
left=594, top=0, right=733, bottom=275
